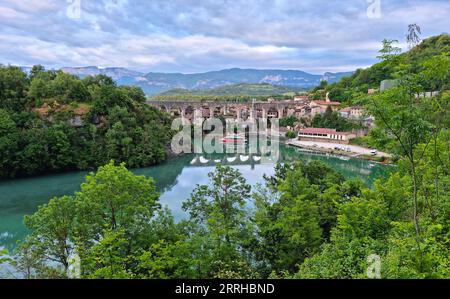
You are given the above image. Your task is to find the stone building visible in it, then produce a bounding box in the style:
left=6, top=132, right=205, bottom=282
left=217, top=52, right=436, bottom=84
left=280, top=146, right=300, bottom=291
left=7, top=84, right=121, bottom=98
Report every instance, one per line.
left=339, top=106, right=364, bottom=119
left=309, top=92, right=341, bottom=116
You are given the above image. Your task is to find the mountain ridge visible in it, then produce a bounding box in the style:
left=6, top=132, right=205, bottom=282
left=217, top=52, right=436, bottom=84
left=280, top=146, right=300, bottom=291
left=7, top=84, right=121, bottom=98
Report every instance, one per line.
left=58, top=67, right=353, bottom=95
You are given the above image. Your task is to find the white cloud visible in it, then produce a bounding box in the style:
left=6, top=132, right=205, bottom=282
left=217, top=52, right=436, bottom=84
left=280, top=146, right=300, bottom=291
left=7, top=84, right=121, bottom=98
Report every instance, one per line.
left=0, top=0, right=449, bottom=73
left=0, top=6, right=27, bottom=19
left=2, top=0, right=59, bottom=13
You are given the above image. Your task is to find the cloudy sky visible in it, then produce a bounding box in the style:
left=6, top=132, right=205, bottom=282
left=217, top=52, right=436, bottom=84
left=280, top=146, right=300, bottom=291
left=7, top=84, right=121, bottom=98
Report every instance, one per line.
left=0, top=0, right=448, bottom=74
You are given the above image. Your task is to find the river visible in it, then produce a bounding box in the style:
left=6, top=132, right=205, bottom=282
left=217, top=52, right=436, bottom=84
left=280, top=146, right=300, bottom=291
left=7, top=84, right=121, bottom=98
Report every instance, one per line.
left=0, top=144, right=391, bottom=252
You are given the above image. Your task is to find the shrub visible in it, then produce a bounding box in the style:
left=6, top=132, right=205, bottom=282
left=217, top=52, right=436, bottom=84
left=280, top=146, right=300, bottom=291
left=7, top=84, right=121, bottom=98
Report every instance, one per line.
left=286, top=131, right=297, bottom=138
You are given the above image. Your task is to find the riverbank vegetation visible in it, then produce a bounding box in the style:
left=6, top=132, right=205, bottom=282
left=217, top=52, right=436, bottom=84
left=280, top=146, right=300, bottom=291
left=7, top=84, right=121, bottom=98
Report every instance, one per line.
left=2, top=126, right=448, bottom=278
left=0, top=66, right=173, bottom=178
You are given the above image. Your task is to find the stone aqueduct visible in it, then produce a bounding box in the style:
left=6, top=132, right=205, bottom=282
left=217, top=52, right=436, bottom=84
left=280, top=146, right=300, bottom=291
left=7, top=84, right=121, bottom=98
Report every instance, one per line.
left=146, top=100, right=305, bottom=120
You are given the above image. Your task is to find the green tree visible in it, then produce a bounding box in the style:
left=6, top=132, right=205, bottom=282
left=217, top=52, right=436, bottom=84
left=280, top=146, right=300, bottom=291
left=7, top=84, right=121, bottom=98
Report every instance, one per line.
left=377, top=39, right=402, bottom=61
left=75, top=161, right=160, bottom=246
left=182, top=164, right=255, bottom=277
left=15, top=162, right=165, bottom=278
left=406, top=24, right=421, bottom=50
left=19, top=195, right=77, bottom=275
left=368, top=84, right=434, bottom=234
left=0, top=65, right=28, bottom=111
left=45, top=124, right=73, bottom=170
left=0, top=109, right=19, bottom=177
left=254, top=161, right=347, bottom=276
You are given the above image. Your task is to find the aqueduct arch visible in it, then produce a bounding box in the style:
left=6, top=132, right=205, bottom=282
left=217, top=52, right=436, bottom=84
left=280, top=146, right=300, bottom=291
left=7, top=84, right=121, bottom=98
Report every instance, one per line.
left=146, top=100, right=300, bottom=120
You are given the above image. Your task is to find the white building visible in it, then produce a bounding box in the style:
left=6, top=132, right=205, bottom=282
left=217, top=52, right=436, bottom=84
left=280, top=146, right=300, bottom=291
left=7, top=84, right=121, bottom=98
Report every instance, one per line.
left=298, top=128, right=356, bottom=144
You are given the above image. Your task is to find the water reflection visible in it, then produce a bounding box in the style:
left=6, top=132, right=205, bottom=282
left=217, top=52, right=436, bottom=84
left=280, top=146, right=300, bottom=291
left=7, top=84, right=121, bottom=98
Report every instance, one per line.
left=0, top=144, right=392, bottom=251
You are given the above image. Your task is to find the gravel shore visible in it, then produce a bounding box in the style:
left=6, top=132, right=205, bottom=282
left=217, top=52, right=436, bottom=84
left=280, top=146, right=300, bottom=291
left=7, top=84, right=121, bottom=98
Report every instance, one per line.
left=286, top=139, right=392, bottom=159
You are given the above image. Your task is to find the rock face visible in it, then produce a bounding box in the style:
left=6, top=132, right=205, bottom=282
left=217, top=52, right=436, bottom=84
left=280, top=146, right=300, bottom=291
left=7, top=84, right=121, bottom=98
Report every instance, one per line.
left=61, top=67, right=354, bottom=95
left=69, top=116, right=83, bottom=127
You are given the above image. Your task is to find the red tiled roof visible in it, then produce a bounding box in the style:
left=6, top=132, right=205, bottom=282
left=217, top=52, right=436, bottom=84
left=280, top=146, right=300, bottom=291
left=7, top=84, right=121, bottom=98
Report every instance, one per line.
left=298, top=128, right=352, bottom=135
left=311, top=100, right=341, bottom=106
left=299, top=128, right=336, bottom=134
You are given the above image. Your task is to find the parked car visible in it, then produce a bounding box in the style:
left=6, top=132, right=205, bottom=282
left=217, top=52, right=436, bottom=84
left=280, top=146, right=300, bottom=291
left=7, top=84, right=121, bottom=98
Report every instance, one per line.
left=370, top=149, right=378, bottom=156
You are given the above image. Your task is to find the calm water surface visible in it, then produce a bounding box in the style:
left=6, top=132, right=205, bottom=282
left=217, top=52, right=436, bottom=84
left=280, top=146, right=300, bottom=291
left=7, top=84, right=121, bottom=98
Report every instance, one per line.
left=0, top=144, right=392, bottom=251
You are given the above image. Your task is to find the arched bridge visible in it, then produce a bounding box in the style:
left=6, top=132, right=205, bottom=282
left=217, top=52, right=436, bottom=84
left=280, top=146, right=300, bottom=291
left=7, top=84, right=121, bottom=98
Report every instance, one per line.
left=146, top=99, right=309, bottom=119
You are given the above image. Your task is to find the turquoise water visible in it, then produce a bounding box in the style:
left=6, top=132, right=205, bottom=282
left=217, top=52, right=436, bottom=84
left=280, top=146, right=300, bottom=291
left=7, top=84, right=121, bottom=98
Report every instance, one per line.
left=0, top=144, right=391, bottom=252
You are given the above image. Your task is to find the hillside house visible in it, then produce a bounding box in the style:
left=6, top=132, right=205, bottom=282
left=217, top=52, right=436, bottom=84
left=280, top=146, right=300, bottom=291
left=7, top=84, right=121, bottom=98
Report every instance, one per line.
left=339, top=106, right=364, bottom=119
left=309, top=93, right=341, bottom=116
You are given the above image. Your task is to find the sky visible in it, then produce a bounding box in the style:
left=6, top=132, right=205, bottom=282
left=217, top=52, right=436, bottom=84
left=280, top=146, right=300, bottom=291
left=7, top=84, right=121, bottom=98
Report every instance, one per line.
left=0, top=0, right=449, bottom=74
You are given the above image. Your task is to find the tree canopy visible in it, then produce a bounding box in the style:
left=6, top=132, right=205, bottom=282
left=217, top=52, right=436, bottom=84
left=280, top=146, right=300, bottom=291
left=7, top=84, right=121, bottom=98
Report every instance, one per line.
left=0, top=66, right=173, bottom=178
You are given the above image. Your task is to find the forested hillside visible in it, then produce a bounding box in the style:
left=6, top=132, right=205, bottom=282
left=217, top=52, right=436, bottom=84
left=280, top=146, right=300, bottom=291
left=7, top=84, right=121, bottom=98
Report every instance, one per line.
left=310, top=34, right=450, bottom=105
left=0, top=66, right=172, bottom=178
left=153, top=83, right=303, bottom=99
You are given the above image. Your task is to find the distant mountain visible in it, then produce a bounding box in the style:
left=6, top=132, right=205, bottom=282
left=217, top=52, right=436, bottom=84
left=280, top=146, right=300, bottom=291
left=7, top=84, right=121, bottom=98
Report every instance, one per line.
left=61, top=66, right=145, bottom=81
left=59, top=67, right=353, bottom=95
left=157, top=83, right=302, bottom=97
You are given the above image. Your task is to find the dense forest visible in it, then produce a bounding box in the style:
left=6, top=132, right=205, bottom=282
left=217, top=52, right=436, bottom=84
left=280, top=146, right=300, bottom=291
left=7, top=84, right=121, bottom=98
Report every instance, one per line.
left=0, top=66, right=173, bottom=178
left=310, top=33, right=450, bottom=105
left=151, top=83, right=303, bottom=101
left=1, top=31, right=449, bottom=278
left=311, top=106, right=366, bottom=131
left=1, top=128, right=448, bottom=278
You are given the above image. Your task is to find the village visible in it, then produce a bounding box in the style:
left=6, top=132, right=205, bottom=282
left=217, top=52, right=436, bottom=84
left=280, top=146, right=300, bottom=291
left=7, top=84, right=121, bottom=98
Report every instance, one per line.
left=273, top=93, right=391, bottom=161
left=147, top=87, right=391, bottom=161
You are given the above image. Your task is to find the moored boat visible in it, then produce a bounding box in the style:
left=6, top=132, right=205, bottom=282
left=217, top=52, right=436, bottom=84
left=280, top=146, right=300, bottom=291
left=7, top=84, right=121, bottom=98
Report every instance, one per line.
left=220, top=133, right=247, bottom=144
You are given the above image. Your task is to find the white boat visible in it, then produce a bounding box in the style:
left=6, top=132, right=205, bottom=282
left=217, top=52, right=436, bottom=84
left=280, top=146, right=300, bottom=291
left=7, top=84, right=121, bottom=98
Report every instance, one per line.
left=220, top=133, right=247, bottom=144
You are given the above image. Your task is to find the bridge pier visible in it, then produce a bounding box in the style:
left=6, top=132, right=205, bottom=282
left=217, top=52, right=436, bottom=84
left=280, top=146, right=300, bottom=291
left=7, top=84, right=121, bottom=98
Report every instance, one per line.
left=249, top=108, right=254, bottom=120
left=262, top=108, right=267, bottom=119
left=194, top=107, right=202, bottom=120
left=146, top=100, right=302, bottom=121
